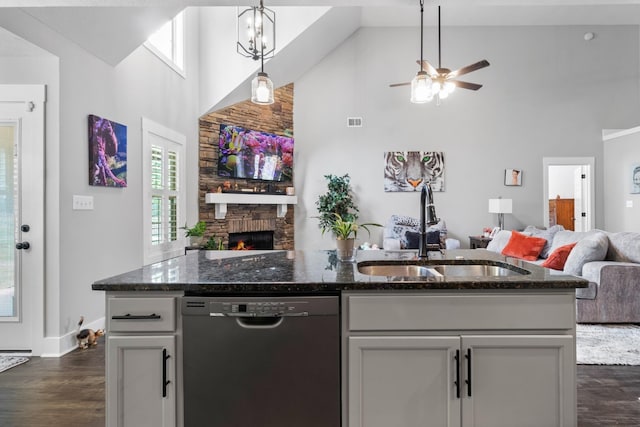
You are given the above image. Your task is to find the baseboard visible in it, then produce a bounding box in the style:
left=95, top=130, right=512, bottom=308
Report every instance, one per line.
left=40, top=316, right=106, bottom=358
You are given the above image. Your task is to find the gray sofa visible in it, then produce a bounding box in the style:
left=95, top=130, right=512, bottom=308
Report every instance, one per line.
left=486, top=228, right=640, bottom=323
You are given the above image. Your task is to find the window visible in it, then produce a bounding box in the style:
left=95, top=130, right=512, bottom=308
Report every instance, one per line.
left=142, top=118, right=186, bottom=264
left=145, top=10, right=185, bottom=76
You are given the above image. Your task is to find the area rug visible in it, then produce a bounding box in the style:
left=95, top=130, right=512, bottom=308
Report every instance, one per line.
left=576, top=324, right=640, bottom=365
left=0, top=355, right=29, bottom=373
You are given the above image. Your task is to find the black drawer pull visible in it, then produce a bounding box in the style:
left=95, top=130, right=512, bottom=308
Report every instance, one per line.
left=111, top=313, right=161, bottom=320
left=162, top=348, right=171, bottom=398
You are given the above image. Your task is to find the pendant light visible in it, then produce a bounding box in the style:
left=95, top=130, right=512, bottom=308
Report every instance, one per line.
left=251, top=47, right=274, bottom=105
left=410, top=0, right=433, bottom=103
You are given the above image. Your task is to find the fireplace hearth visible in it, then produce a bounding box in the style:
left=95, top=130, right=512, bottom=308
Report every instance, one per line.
left=228, top=231, right=274, bottom=250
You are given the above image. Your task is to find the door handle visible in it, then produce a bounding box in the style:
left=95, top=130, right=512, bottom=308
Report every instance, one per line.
left=162, top=348, right=171, bottom=398
left=465, top=348, right=472, bottom=397
left=16, top=241, right=30, bottom=250
left=454, top=350, right=460, bottom=399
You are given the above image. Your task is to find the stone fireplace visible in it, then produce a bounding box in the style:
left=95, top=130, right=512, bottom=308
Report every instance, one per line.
left=198, top=84, right=295, bottom=251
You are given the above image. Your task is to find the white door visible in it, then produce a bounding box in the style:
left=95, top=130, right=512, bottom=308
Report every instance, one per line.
left=0, top=85, right=45, bottom=353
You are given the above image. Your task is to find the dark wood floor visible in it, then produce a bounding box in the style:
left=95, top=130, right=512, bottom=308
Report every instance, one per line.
left=1, top=339, right=639, bottom=426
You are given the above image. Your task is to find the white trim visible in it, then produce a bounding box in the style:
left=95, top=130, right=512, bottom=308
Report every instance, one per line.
left=143, top=42, right=186, bottom=79
left=543, top=157, right=595, bottom=231
left=602, top=126, right=640, bottom=141
left=40, top=317, right=106, bottom=358
left=142, top=118, right=187, bottom=265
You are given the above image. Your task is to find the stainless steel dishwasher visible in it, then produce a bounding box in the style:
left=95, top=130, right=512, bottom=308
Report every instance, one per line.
left=182, top=295, right=340, bottom=427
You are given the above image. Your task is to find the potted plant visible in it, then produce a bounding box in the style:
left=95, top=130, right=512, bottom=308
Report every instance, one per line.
left=316, top=174, right=380, bottom=261
left=327, top=213, right=381, bottom=261
left=204, top=236, right=225, bottom=251
left=181, top=221, right=206, bottom=246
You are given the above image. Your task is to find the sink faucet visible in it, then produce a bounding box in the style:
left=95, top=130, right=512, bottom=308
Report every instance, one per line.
left=418, top=182, right=440, bottom=258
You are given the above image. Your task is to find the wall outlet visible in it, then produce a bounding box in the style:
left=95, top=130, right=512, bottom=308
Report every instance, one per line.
left=73, top=195, right=94, bottom=210
left=626, top=200, right=633, bottom=208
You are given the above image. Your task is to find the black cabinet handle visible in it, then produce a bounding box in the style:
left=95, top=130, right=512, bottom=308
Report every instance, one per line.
left=465, top=348, right=472, bottom=397
left=111, top=313, right=161, bottom=320
left=454, top=350, right=460, bottom=399
left=162, top=348, right=171, bottom=398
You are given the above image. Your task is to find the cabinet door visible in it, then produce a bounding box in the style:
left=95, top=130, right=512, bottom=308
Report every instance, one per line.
left=107, top=335, right=176, bottom=427
left=461, top=335, right=575, bottom=427
left=348, top=336, right=461, bottom=427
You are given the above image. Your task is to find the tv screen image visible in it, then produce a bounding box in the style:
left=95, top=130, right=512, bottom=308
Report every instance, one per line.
left=217, top=124, right=294, bottom=182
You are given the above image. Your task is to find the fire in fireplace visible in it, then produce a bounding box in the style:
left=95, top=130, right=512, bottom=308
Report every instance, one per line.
left=228, top=231, right=274, bottom=250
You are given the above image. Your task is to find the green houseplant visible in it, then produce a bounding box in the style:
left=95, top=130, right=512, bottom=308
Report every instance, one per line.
left=316, top=174, right=380, bottom=261
left=182, top=221, right=206, bottom=246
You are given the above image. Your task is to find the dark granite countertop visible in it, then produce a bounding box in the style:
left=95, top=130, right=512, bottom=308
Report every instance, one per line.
left=92, top=249, right=588, bottom=293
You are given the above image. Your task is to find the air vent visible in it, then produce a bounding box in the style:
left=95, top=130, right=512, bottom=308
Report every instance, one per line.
left=347, top=117, right=363, bottom=128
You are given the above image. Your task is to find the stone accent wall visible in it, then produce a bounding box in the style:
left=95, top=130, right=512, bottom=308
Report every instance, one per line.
left=198, top=84, right=294, bottom=250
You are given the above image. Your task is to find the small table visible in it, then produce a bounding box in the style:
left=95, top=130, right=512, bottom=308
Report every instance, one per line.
left=469, top=236, right=492, bottom=249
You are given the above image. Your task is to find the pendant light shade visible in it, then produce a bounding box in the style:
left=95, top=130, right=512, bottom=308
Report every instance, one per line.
left=411, top=70, right=433, bottom=103
left=251, top=71, right=274, bottom=105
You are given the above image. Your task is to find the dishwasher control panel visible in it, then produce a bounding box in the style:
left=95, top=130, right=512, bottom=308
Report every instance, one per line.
left=182, top=296, right=339, bottom=317
left=212, top=300, right=302, bottom=316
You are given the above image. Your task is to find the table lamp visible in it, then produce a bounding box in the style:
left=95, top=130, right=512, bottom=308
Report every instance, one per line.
left=488, top=198, right=512, bottom=230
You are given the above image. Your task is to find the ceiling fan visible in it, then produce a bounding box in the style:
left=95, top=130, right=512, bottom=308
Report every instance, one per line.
left=390, top=2, right=490, bottom=103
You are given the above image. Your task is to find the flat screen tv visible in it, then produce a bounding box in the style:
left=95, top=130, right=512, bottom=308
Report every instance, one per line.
left=217, top=124, right=294, bottom=182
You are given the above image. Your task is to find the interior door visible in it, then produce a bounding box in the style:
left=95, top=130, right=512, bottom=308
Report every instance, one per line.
left=573, top=166, right=587, bottom=232
left=0, top=85, right=45, bottom=353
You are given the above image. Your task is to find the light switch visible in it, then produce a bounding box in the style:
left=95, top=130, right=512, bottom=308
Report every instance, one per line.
left=73, top=195, right=94, bottom=210
left=626, top=200, right=633, bottom=208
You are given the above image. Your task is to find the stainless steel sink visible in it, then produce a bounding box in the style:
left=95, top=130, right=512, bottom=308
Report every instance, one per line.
left=357, top=261, right=529, bottom=278
left=356, top=264, right=441, bottom=277
left=431, top=264, right=524, bottom=277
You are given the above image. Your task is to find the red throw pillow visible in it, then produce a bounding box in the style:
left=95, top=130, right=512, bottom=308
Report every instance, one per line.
left=541, top=242, right=578, bottom=271
left=501, top=231, right=547, bottom=261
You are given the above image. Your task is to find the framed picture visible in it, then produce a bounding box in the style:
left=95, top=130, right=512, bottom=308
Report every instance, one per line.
left=383, top=151, right=445, bottom=192
left=632, top=164, right=640, bottom=194
left=89, top=114, right=127, bottom=187
left=504, top=168, right=522, bottom=186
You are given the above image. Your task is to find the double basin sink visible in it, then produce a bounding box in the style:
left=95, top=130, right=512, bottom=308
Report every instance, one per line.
left=357, top=260, right=530, bottom=278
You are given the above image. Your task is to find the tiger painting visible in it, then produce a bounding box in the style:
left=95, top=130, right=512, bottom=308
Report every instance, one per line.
left=383, top=151, right=445, bottom=192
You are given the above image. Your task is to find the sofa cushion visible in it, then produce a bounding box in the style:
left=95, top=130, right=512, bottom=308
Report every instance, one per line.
left=606, top=232, right=640, bottom=263
left=384, top=215, right=447, bottom=249
left=523, top=225, right=565, bottom=258
left=563, top=232, right=609, bottom=276
left=485, top=230, right=512, bottom=253
left=405, top=230, right=440, bottom=249
left=541, top=242, right=577, bottom=271
left=501, top=231, right=547, bottom=261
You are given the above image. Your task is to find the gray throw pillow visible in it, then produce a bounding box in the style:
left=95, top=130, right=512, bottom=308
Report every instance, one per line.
left=563, top=232, right=609, bottom=276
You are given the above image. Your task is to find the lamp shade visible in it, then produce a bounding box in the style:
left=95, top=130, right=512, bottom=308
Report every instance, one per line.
left=488, top=198, right=512, bottom=214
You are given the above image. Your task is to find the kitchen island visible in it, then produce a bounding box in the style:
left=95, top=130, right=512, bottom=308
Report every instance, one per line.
left=93, top=249, right=587, bottom=427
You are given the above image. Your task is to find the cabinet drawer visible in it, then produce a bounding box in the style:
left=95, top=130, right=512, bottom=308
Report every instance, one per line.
left=347, top=293, right=574, bottom=331
left=108, top=297, right=176, bottom=332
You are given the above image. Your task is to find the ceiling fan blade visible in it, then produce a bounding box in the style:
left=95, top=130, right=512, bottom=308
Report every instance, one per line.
left=451, top=80, right=483, bottom=91
left=389, top=82, right=411, bottom=87
left=417, top=60, right=438, bottom=77
left=448, top=60, right=490, bottom=79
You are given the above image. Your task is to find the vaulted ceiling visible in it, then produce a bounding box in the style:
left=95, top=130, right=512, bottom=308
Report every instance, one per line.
left=3, top=0, right=640, bottom=65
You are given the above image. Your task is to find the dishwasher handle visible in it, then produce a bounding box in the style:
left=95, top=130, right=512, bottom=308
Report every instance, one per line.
left=222, top=311, right=309, bottom=318
left=235, top=316, right=285, bottom=329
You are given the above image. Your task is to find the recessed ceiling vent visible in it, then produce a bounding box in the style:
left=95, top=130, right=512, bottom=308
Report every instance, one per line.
left=347, top=117, right=363, bottom=128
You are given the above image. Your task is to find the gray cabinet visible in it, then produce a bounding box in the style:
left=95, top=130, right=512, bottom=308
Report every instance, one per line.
left=106, top=294, right=179, bottom=427
left=344, top=291, right=577, bottom=427
left=107, top=335, right=176, bottom=427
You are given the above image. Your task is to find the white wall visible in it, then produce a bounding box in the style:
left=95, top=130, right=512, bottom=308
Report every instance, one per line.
left=548, top=165, right=579, bottom=199
left=603, top=128, right=640, bottom=231
left=0, top=8, right=200, bottom=350
left=294, top=25, right=640, bottom=249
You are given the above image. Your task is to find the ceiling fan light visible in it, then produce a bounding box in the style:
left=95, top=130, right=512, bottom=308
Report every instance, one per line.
left=410, top=72, right=433, bottom=104
left=443, top=81, right=455, bottom=94
left=251, top=71, right=274, bottom=105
